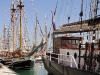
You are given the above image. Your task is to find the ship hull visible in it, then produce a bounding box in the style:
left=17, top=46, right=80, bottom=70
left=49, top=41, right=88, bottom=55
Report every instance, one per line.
left=42, top=57, right=99, bottom=75
left=0, top=59, right=12, bottom=65
left=9, top=59, right=34, bottom=70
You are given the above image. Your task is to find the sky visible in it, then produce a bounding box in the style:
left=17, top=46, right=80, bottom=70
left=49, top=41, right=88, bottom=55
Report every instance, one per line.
left=0, top=0, right=98, bottom=46
left=0, top=0, right=83, bottom=32
left=0, top=0, right=57, bottom=33
left=0, top=0, right=60, bottom=46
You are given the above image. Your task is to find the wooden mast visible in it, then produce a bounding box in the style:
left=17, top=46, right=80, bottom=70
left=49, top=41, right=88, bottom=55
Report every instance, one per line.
left=11, top=1, right=16, bottom=52
left=17, top=0, right=24, bottom=56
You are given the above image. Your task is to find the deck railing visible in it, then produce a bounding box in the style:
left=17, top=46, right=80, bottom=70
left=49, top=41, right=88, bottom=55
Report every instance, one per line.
left=46, top=52, right=78, bottom=69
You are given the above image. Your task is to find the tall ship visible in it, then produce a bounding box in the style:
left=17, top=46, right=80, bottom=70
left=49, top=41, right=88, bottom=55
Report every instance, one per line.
left=42, top=0, right=100, bottom=75
left=0, top=0, right=46, bottom=70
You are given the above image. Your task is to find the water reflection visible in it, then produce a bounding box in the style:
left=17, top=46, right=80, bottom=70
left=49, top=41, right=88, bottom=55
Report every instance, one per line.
left=34, top=63, right=48, bottom=75
left=14, top=63, right=48, bottom=75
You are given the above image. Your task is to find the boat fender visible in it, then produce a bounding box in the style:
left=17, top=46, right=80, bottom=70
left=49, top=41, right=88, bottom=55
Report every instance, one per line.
left=92, top=60, right=97, bottom=67
left=87, top=42, right=91, bottom=54
left=86, top=59, right=90, bottom=66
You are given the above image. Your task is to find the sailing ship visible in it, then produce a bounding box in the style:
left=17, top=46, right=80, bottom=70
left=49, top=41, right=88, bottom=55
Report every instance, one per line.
left=0, top=0, right=46, bottom=70
left=42, top=0, right=100, bottom=75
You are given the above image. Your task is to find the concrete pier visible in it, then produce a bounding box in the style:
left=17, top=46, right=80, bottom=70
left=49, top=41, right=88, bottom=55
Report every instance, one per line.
left=0, top=63, right=18, bottom=75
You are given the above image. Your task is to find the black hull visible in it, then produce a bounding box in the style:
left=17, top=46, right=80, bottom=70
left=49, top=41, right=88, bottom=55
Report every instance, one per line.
left=42, top=57, right=100, bottom=75
left=0, top=59, right=12, bottom=65
left=9, top=60, right=34, bottom=70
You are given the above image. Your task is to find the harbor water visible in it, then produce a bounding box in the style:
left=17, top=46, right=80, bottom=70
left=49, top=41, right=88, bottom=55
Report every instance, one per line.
left=13, top=62, right=48, bottom=75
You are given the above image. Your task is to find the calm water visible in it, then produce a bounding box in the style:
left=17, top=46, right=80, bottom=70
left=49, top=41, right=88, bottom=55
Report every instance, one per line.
left=13, top=63, right=48, bottom=75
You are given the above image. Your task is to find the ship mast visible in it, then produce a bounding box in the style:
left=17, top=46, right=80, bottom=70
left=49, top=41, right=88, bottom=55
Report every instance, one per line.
left=3, top=8, right=7, bottom=51
left=45, top=14, right=48, bottom=51
left=78, top=0, right=83, bottom=69
left=11, top=1, right=16, bottom=52
left=34, top=23, right=37, bottom=46
left=17, top=0, right=24, bottom=55
left=34, top=11, right=38, bottom=46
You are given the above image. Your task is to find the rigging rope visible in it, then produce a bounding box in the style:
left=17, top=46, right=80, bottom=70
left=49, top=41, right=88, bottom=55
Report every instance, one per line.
left=62, top=0, right=68, bottom=24
left=56, top=0, right=64, bottom=26
left=89, top=0, right=93, bottom=19
left=84, top=0, right=88, bottom=20
left=54, top=0, right=58, bottom=16
left=30, top=0, right=44, bottom=38
left=67, top=0, right=74, bottom=23
left=79, top=0, right=84, bottom=31
left=23, top=12, right=31, bottom=46
left=74, top=1, right=78, bottom=22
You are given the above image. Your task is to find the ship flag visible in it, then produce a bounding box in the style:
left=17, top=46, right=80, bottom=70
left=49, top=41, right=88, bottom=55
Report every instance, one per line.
left=47, top=31, right=50, bottom=38
left=39, top=25, right=44, bottom=37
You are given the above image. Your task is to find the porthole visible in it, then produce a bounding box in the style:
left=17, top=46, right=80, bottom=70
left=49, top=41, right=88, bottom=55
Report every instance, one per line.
left=67, top=52, right=70, bottom=55
left=74, top=53, right=77, bottom=59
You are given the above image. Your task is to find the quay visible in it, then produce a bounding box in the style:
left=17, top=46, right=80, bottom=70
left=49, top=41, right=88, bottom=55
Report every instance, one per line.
left=0, top=63, right=18, bottom=75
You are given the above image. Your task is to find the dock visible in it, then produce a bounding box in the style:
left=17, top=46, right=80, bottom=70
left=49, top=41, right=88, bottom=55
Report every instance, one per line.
left=0, top=63, right=18, bottom=75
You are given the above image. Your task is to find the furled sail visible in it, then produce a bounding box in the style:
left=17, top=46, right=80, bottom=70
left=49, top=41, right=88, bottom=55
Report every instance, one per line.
left=28, top=38, right=46, bottom=57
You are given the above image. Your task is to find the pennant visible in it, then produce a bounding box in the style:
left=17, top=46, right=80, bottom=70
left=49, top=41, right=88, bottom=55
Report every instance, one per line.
left=53, top=21, right=56, bottom=30
left=11, top=13, right=15, bottom=22
left=39, top=25, right=44, bottom=37
left=30, top=0, right=33, bottom=2
left=36, top=16, right=38, bottom=22
left=32, top=4, right=34, bottom=6
left=47, top=31, right=50, bottom=38
left=36, top=16, right=39, bottom=24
